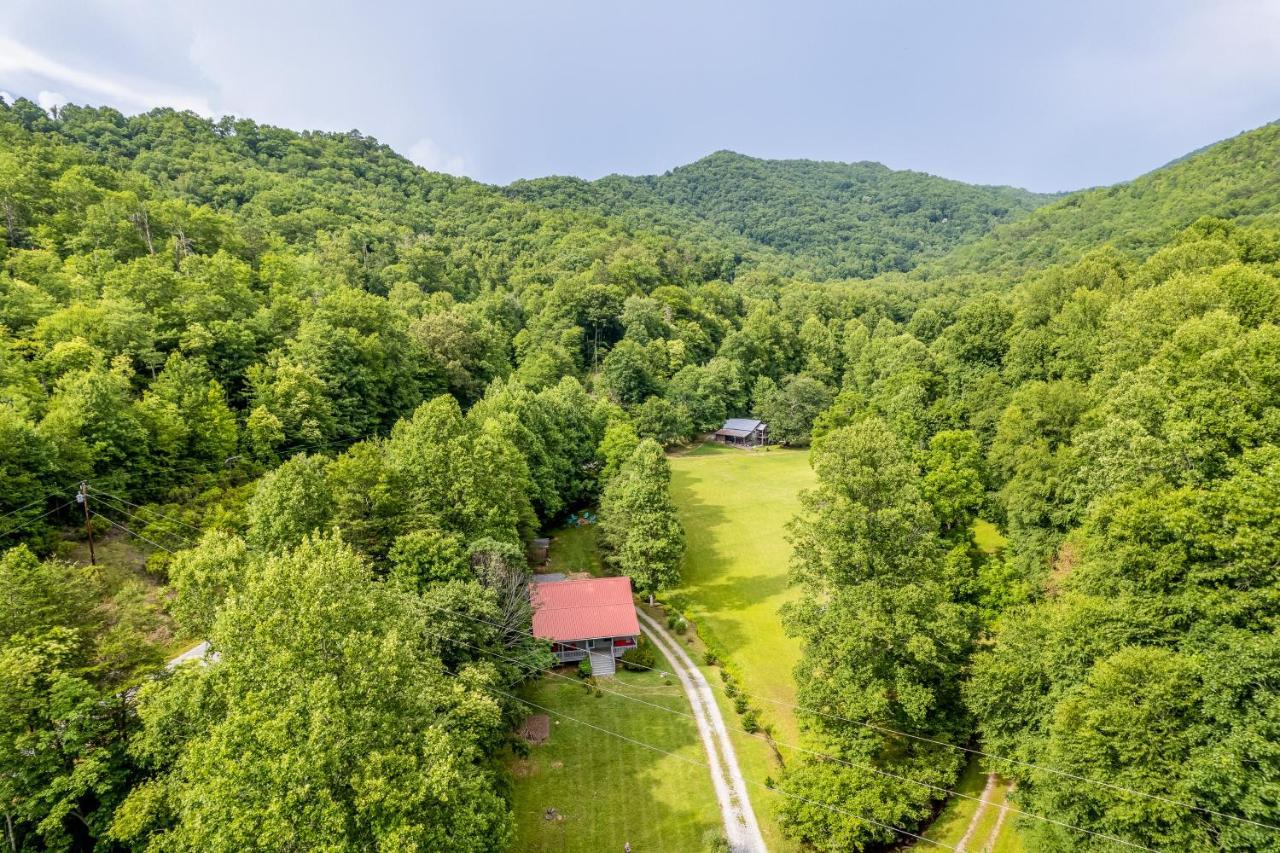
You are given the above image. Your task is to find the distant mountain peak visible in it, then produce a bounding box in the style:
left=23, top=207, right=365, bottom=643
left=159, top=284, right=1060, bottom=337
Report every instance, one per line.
left=507, top=151, right=1051, bottom=279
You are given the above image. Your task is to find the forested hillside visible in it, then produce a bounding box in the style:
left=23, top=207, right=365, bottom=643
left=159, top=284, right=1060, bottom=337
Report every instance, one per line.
left=0, top=98, right=743, bottom=851
left=928, top=121, right=1280, bottom=276
left=1, top=92, right=1278, bottom=852
left=508, top=150, right=1051, bottom=279
left=775, top=125, right=1280, bottom=851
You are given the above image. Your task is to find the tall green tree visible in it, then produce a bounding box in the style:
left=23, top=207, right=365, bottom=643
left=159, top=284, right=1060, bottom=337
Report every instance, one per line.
left=782, top=419, right=973, bottom=851
left=599, top=439, right=684, bottom=603
left=112, top=535, right=514, bottom=852
left=751, top=373, right=833, bottom=446
left=244, top=453, right=333, bottom=553
left=0, top=546, right=162, bottom=851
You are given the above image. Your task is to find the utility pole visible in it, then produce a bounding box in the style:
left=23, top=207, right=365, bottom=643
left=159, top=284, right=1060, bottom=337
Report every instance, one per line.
left=77, top=482, right=96, bottom=565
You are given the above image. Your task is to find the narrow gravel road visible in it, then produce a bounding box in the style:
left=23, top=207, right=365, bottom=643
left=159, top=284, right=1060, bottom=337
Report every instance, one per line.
left=638, top=609, right=768, bottom=853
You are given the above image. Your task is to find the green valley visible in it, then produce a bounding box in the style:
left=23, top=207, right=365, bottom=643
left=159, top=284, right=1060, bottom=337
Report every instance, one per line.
left=2, top=81, right=1279, bottom=853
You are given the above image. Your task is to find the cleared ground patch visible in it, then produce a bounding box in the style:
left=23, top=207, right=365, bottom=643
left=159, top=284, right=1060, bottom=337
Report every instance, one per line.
left=64, top=530, right=191, bottom=658
left=668, top=444, right=816, bottom=851
left=668, top=445, right=814, bottom=742
left=542, top=522, right=603, bottom=576
left=920, top=759, right=1025, bottom=852
left=508, top=649, right=722, bottom=853
left=972, top=518, right=1008, bottom=555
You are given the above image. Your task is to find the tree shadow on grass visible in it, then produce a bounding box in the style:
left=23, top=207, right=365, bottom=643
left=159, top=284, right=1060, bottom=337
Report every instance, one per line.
left=680, top=572, right=790, bottom=652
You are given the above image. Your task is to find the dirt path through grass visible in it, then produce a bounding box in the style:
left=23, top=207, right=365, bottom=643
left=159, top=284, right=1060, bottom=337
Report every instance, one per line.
left=639, top=609, right=768, bottom=853
left=984, top=787, right=1013, bottom=852
left=956, top=773, right=997, bottom=851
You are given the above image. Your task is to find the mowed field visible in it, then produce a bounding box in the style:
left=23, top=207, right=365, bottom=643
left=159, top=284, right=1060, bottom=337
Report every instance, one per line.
left=668, top=445, right=1029, bottom=851
left=668, top=443, right=814, bottom=741
left=667, top=443, right=814, bottom=851
left=508, top=645, right=722, bottom=853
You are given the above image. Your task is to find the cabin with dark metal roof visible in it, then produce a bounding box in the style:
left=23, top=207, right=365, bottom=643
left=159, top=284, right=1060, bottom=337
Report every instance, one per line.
left=713, top=418, right=768, bottom=447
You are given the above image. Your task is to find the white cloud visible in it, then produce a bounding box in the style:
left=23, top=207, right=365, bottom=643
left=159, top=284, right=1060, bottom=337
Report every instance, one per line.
left=407, top=137, right=468, bottom=176
left=36, top=90, right=67, bottom=113
left=0, top=90, right=12, bottom=104
left=0, top=35, right=213, bottom=115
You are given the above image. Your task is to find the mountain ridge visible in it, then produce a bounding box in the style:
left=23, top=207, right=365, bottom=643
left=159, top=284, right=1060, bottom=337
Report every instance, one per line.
left=924, top=119, right=1280, bottom=278
left=507, top=149, right=1054, bottom=280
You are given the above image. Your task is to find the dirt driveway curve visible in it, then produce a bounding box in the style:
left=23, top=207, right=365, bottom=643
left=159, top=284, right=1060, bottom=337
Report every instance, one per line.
left=637, top=609, right=768, bottom=853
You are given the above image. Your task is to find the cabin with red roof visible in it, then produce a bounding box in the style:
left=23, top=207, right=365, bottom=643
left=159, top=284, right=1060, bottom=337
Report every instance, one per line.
left=530, top=576, right=640, bottom=676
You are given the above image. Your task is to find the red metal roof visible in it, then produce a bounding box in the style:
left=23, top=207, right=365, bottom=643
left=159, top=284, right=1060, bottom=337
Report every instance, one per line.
left=531, top=576, right=640, bottom=642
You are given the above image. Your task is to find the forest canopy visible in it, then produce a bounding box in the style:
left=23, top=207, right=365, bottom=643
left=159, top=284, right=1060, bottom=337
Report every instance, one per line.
left=2, top=93, right=1279, bottom=851
left=508, top=150, right=1052, bottom=280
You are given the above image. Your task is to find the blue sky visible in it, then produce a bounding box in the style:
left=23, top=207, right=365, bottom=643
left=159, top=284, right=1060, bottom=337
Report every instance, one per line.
left=2, top=0, right=1279, bottom=191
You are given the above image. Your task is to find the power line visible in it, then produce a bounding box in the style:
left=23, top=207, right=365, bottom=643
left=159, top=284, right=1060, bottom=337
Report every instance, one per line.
left=82, top=517, right=961, bottom=849
left=89, top=495, right=198, bottom=551
left=16, top=495, right=1153, bottom=850
left=90, top=506, right=1277, bottom=837
left=448, top=674, right=961, bottom=851
left=0, top=490, right=69, bottom=524
left=114, top=433, right=377, bottom=495
left=90, top=510, right=178, bottom=555
left=87, top=513, right=974, bottom=845
left=769, top=703, right=1280, bottom=836
left=0, top=500, right=76, bottom=539
left=86, top=487, right=209, bottom=538
left=418, top=615, right=1155, bottom=850
left=417, top=597, right=1280, bottom=836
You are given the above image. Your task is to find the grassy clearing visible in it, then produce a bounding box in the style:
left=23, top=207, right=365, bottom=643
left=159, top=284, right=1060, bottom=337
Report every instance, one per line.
left=508, top=645, right=722, bottom=853
left=972, top=518, right=1008, bottom=555
left=667, top=444, right=815, bottom=851
left=974, top=778, right=1025, bottom=853
left=923, top=758, right=989, bottom=846
left=665, top=446, right=1028, bottom=852
left=991, top=807, right=1029, bottom=853
left=532, top=499, right=788, bottom=850
left=543, top=523, right=603, bottom=576
left=919, top=758, right=1025, bottom=852
left=667, top=446, right=814, bottom=742
left=677, top=440, right=737, bottom=458
left=64, top=531, right=192, bottom=658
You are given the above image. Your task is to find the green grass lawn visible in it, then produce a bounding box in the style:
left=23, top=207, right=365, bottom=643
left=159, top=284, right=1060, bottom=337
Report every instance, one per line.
left=972, top=518, right=1008, bottom=555
left=992, top=809, right=1029, bottom=853
left=536, top=496, right=802, bottom=850
left=668, top=444, right=816, bottom=851
left=668, top=445, right=814, bottom=742
left=923, top=758, right=988, bottom=846
left=919, top=758, right=1026, bottom=852
left=508, top=646, right=722, bottom=853
left=665, top=446, right=1031, bottom=852
left=677, top=440, right=737, bottom=458
left=638, top=601, right=801, bottom=853
left=543, top=523, right=603, bottom=576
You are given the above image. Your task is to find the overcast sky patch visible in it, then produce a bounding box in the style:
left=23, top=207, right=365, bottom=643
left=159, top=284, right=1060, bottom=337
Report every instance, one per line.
left=1, top=1, right=1278, bottom=191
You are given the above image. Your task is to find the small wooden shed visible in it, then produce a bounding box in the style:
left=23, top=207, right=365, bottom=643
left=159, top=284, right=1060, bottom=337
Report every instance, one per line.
left=527, top=537, right=551, bottom=565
